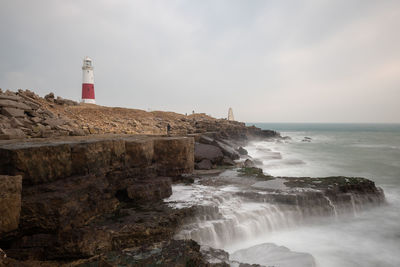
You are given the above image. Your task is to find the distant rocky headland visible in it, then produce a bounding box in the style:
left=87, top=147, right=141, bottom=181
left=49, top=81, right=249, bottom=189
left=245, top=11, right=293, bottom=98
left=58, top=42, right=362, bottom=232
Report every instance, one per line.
left=0, top=89, right=385, bottom=266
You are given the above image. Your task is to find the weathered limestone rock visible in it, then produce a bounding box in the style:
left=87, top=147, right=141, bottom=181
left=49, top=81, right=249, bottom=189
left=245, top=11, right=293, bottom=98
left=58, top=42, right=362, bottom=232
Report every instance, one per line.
left=0, top=143, right=73, bottom=185
left=10, top=204, right=193, bottom=260
left=126, top=177, right=172, bottom=202
left=0, top=136, right=195, bottom=185
left=0, top=94, right=22, bottom=101
left=153, top=137, right=194, bottom=176
left=67, top=239, right=227, bottom=267
left=212, top=139, right=240, bottom=160
left=44, top=92, right=55, bottom=102
left=70, top=139, right=125, bottom=176
left=238, top=146, right=248, bottom=155
left=198, top=135, right=214, bottom=145
left=0, top=128, right=26, bottom=140
left=0, top=99, right=31, bottom=111
left=124, top=138, right=154, bottom=168
left=244, top=159, right=256, bottom=168
left=54, top=96, right=78, bottom=106
left=231, top=243, right=316, bottom=267
left=1, top=107, right=25, bottom=118
left=194, top=143, right=224, bottom=164
left=222, top=156, right=235, bottom=166
left=0, top=175, right=22, bottom=236
left=0, top=134, right=194, bottom=261
left=20, top=175, right=119, bottom=233
left=195, top=159, right=213, bottom=170
left=42, top=118, right=66, bottom=128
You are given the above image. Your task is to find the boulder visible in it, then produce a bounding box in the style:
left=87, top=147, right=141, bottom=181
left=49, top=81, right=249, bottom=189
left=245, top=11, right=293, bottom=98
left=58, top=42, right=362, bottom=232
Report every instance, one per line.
left=0, top=175, right=22, bottom=236
left=0, top=128, right=26, bottom=140
left=29, top=117, right=42, bottom=124
left=201, top=245, right=230, bottom=265
left=9, top=117, right=24, bottom=128
left=222, top=156, right=235, bottom=166
left=0, top=94, right=22, bottom=101
left=1, top=107, right=25, bottom=118
left=44, top=92, right=55, bottom=102
left=70, top=128, right=85, bottom=136
left=0, top=99, right=32, bottom=111
left=244, top=159, right=256, bottom=168
left=198, top=135, right=214, bottom=145
left=42, top=118, right=66, bottom=128
left=55, top=96, right=78, bottom=106
left=194, top=143, right=224, bottom=164
left=238, top=146, right=248, bottom=155
left=195, top=159, right=213, bottom=170
left=212, top=140, right=240, bottom=160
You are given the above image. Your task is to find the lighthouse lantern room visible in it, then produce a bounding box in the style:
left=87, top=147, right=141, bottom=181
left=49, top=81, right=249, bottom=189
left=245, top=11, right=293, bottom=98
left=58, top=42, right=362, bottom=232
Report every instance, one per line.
left=81, top=56, right=95, bottom=104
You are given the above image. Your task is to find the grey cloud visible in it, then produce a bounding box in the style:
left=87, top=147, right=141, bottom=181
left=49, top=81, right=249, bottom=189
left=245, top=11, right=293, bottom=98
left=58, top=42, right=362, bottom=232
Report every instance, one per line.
left=0, top=0, right=399, bottom=122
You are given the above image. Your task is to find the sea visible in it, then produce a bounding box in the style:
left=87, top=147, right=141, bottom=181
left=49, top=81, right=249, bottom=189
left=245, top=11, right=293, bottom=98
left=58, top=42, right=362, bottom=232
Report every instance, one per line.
left=167, top=123, right=400, bottom=267
left=245, top=123, right=400, bottom=267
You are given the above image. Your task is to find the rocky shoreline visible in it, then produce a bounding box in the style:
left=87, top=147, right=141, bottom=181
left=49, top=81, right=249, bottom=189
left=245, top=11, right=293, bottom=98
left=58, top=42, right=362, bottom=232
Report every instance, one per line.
left=0, top=90, right=386, bottom=266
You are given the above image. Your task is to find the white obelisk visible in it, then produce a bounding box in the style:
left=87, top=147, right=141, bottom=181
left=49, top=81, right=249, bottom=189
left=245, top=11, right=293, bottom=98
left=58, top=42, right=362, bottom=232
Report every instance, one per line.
left=228, top=107, right=234, bottom=121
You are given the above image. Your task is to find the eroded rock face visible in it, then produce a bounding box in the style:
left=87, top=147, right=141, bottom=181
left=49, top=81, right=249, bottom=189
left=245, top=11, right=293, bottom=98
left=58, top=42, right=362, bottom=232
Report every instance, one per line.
left=0, top=135, right=195, bottom=262
left=20, top=174, right=119, bottom=234
left=126, top=177, right=172, bottom=202
left=0, top=135, right=194, bottom=185
left=0, top=175, right=22, bottom=236
left=153, top=137, right=194, bottom=177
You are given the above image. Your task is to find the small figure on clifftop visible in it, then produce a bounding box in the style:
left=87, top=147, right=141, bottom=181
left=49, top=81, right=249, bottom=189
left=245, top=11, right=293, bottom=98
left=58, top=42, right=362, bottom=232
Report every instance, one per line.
left=167, top=123, right=171, bottom=136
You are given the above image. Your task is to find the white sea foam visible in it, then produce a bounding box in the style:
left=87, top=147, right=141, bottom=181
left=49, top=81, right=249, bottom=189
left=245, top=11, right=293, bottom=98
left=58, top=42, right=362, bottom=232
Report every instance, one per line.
left=241, top=128, right=400, bottom=267
left=168, top=126, right=400, bottom=266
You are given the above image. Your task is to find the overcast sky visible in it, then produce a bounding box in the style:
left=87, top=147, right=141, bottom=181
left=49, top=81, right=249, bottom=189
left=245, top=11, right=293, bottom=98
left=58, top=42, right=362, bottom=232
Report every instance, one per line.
left=1, top=0, right=399, bottom=123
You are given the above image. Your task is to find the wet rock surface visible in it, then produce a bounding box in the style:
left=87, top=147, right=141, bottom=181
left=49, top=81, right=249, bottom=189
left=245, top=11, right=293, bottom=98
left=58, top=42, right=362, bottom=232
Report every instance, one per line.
left=230, top=243, right=316, bottom=267
left=169, top=168, right=386, bottom=252
left=68, top=239, right=229, bottom=267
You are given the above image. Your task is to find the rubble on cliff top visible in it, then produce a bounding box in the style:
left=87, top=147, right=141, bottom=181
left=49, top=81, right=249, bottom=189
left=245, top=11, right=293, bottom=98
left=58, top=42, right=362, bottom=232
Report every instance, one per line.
left=0, top=89, right=279, bottom=140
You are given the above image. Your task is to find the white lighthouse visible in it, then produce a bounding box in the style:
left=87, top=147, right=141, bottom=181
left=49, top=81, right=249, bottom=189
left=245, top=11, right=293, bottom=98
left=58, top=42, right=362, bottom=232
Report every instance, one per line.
left=81, top=56, right=95, bottom=104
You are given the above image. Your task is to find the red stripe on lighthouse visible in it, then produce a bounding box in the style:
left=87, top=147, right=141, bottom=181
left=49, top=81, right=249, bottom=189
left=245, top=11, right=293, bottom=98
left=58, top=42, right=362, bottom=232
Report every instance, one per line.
left=82, top=83, right=95, bottom=99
